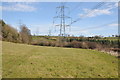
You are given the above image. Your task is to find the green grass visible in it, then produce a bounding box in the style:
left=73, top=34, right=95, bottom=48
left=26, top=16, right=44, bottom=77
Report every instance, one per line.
left=2, top=41, right=118, bottom=78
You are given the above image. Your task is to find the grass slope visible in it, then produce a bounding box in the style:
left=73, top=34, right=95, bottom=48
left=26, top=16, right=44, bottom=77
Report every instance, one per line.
left=2, top=41, right=118, bottom=78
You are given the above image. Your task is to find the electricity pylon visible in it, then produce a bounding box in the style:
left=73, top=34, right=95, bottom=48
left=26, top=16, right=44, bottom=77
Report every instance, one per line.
left=53, top=2, right=72, bottom=38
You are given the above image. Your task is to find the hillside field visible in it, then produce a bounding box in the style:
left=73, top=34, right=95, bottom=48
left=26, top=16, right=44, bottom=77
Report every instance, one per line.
left=2, top=41, right=118, bottom=78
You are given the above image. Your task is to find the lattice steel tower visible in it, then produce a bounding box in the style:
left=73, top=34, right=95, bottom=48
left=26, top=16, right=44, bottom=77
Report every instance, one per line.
left=53, top=2, right=72, bottom=37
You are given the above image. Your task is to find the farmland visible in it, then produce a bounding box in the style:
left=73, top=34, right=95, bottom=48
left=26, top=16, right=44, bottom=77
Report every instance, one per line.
left=2, top=41, right=118, bottom=78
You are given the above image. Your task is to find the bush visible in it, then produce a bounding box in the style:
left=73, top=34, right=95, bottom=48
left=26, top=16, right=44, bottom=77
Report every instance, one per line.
left=70, top=41, right=82, bottom=48
left=81, top=42, right=89, bottom=49
left=20, top=25, right=32, bottom=44
left=2, top=24, right=20, bottom=43
left=63, top=42, right=72, bottom=47
left=87, top=42, right=98, bottom=49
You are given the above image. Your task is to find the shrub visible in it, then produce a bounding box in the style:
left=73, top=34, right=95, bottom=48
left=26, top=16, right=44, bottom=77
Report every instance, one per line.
left=81, top=42, right=89, bottom=49
left=70, top=41, right=82, bottom=48
left=2, top=24, right=20, bottom=43
left=63, top=42, right=72, bottom=47
left=19, top=25, right=32, bottom=44
left=87, top=42, right=98, bottom=49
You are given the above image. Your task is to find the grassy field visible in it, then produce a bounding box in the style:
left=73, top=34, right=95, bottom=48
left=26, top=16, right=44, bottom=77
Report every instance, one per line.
left=2, top=41, right=118, bottom=78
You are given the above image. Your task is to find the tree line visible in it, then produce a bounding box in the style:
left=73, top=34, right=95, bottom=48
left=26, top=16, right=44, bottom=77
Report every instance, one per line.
left=0, top=20, right=119, bottom=53
left=0, top=20, right=31, bottom=44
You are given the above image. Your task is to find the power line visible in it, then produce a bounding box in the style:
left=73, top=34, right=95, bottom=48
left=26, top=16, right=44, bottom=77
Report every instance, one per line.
left=48, top=27, right=51, bottom=36
left=52, top=1, right=114, bottom=37
left=69, top=2, right=106, bottom=25
left=72, top=21, right=117, bottom=32
left=17, top=19, right=23, bottom=32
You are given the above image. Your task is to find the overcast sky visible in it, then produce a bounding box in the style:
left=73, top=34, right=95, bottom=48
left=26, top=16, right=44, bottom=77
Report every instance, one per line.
left=1, top=2, right=118, bottom=37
